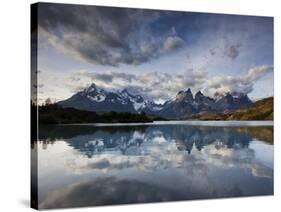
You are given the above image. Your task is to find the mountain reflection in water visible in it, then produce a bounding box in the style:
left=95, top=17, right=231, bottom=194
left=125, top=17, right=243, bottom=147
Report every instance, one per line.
left=34, top=123, right=273, bottom=209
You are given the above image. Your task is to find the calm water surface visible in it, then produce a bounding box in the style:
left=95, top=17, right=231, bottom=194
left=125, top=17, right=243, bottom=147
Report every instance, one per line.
left=33, top=121, right=274, bottom=209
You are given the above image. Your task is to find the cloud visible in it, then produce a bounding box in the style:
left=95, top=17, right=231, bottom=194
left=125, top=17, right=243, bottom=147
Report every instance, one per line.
left=207, top=75, right=254, bottom=95
left=224, top=43, right=241, bottom=60
left=38, top=4, right=185, bottom=66
left=39, top=176, right=187, bottom=209
left=245, top=65, right=273, bottom=81
left=75, top=71, right=136, bottom=85
left=38, top=63, right=272, bottom=104
left=206, top=65, right=273, bottom=95
left=164, top=36, right=184, bottom=51
left=56, top=64, right=272, bottom=103
left=69, top=68, right=207, bottom=102
left=38, top=125, right=273, bottom=209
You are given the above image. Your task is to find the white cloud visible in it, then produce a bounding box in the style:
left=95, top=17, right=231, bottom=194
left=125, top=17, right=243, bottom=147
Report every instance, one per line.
left=37, top=64, right=273, bottom=104
left=163, top=36, right=185, bottom=51
left=206, top=65, right=273, bottom=96
left=245, top=65, right=273, bottom=81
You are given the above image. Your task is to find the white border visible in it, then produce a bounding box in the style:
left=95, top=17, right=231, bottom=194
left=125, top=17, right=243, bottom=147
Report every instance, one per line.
left=0, top=0, right=280, bottom=211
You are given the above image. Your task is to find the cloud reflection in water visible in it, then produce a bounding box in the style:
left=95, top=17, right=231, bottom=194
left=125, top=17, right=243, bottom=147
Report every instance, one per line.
left=37, top=124, right=273, bottom=209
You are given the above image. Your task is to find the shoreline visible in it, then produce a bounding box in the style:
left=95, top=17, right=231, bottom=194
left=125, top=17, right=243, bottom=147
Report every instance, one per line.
left=53, top=120, right=274, bottom=127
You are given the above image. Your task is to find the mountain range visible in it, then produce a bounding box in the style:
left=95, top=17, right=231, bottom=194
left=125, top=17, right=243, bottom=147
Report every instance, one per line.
left=58, top=83, right=253, bottom=118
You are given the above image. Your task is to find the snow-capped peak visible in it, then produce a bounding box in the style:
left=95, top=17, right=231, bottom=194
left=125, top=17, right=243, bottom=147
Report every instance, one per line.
left=118, top=89, right=131, bottom=99
left=82, top=83, right=108, bottom=103
left=84, top=83, right=97, bottom=93
left=65, top=83, right=165, bottom=113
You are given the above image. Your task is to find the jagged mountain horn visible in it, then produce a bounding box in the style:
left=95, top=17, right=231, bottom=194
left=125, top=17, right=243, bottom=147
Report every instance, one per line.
left=176, top=88, right=193, bottom=102
left=58, top=83, right=253, bottom=118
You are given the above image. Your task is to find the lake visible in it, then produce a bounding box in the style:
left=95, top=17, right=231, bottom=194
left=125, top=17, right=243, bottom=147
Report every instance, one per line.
left=33, top=121, right=274, bottom=209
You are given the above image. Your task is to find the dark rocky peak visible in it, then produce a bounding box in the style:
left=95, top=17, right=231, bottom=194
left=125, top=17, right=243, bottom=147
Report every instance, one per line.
left=121, top=88, right=130, bottom=94
left=121, top=88, right=137, bottom=97
left=225, top=92, right=234, bottom=101
left=236, top=93, right=252, bottom=104
left=214, top=92, right=224, bottom=100
left=119, top=88, right=133, bottom=99
left=84, top=83, right=97, bottom=93
left=195, top=90, right=204, bottom=101
left=185, top=88, right=193, bottom=99
left=222, top=92, right=235, bottom=104
left=176, top=88, right=193, bottom=102
left=176, top=90, right=184, bottom=95
left=195, top=90, right=203, bottom=96
left=82, top=83, right=107, bottom=97
left=214, top=92, right=234, bottom=105
left=176, top=90, right=184, bottom=100
left=120, top=88, right=144, bottom=103
left=186, top=88, right=192, bottom=93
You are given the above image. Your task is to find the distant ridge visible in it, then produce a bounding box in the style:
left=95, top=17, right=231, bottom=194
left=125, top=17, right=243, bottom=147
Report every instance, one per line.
left=184, top=97, right=273, bottom=120
left=227, top=97, right=273, bottom=120
left=58, top=83, right=255, bottom=118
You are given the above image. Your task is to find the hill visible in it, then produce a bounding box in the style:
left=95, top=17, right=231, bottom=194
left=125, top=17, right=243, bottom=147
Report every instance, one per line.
left=226, top=97, right=273, bottom=120
left=184, top=97, right=273, bottom=121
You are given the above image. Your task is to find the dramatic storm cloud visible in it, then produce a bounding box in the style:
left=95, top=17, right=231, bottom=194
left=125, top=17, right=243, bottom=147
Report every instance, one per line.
left=36, top=3, right=273, bottom=103
left=38, top=4, right=185, bottom=66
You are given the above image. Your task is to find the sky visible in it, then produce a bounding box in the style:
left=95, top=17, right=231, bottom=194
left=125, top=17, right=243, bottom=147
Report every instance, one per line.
left=35, top=3, right=274, bottom=104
